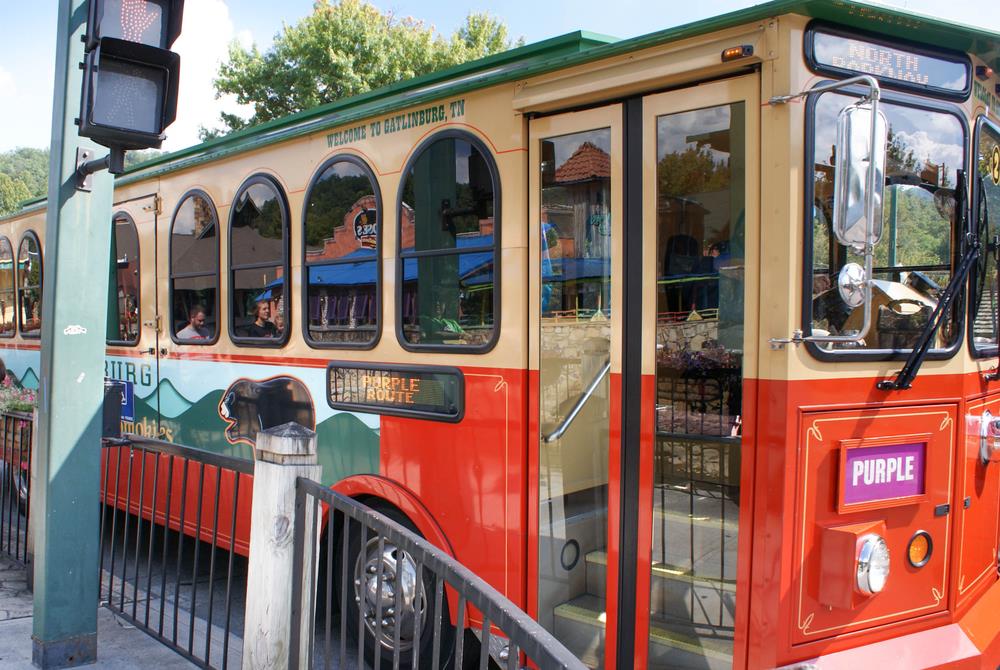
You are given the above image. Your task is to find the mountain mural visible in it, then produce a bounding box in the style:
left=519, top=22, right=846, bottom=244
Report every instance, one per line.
left=116, top=382, right=380, bottom=487
left=19, top=368, right=38, bottom=390
left=142, top=378, right=194, bottom=419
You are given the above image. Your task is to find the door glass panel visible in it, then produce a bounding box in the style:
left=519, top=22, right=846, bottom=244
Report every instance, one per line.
left=538, top=128, right=613, bottom=669
left=652, top=103, right=744, bottom=669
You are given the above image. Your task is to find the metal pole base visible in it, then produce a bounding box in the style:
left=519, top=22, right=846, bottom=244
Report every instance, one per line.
left=31, top=633, right=97, bottom=669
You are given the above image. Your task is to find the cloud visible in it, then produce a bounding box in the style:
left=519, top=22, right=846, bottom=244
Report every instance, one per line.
left=164, top=0, right=253, bottom=151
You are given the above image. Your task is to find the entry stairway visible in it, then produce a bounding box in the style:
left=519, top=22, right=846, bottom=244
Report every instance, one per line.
left=553, top=485, right=737, bottom=669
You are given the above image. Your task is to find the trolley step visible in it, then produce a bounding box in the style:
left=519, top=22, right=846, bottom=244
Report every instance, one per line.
left=584, top=551, right=735, bottom=626
left=553, top=594, right=733, bottom=669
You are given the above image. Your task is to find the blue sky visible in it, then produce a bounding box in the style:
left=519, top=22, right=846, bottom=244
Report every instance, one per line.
left=0, top=0, right=995, bottom=153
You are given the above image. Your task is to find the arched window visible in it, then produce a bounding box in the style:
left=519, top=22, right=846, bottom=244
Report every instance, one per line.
left=0, top=237, right=15, bottom=338
left=170, top=191, right=219, bottom=343
left=303, top=155, right=381, bottom=348
left=108, top=212, right=140, bottom=345
left=397, top=131, right=500, bottom=351
left=229, top=175, right=290, bottom=345
left=17, top=231, right=42, bottom=338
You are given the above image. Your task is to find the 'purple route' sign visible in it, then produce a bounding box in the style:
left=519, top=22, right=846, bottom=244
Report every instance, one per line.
left=842, top=442, right=925, bottom=506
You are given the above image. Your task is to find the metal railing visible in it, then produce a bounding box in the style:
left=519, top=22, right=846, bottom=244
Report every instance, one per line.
left=0, top=410, right=33, bottom=565
left=292, top=477, right=587, bottom=670
left=99, top=435, right=253, bottom=670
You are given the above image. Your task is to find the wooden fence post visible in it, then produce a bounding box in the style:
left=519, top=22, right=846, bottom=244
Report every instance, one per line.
left=242, top=422, right=321, bottom=670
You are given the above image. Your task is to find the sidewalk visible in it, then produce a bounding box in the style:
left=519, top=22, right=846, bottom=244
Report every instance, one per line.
left=0, top=553, right=198, bottom=669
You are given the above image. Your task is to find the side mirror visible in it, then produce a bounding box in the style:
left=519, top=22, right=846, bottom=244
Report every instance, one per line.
left=833, top=103, right=887, bottom=253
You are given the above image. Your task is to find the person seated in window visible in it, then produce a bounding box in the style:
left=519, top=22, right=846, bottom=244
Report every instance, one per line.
left=245, top=299, right=278, bottom=338
left=177, top=305, right=210, bottom=340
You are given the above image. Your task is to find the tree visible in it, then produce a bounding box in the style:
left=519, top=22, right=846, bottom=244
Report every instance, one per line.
left=202, top=0, right=521, bottom=139
left=0, top=173, right=32, bottom=216
left=0, top=148, right=48, bottom=201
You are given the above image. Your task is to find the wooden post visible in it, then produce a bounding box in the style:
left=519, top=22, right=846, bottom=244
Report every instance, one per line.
left=242, top=422, right=322, bottom=670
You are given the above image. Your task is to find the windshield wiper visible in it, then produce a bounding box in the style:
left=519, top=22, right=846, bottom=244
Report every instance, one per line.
left=878, top=169, right=970, bottom=391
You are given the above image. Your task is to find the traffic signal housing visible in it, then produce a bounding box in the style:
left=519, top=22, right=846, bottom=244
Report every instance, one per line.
left=79, top=0, right=184, bottom=152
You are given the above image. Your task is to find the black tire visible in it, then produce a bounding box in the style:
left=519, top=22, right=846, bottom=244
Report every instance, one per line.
left=343, top=504, right=454, bottom=669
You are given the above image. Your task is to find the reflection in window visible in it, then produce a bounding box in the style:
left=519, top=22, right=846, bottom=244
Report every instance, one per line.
left=652, top=104, right=744, bottom=669
left=17, top=232, right=41, bottom=337
left=108, top=213, right=139, bottom=344
left=230, top=177, right=288, bottom=342
left=536, top=128, right=613, bottom=666
left=0, top=238, right=14, bottom=337
left=304, top=158, right=379, bottom=346
left=171, top=192, right=219, bottom=342
left=809, top=93, right=963, bottom=351
left=972, top=120, right=1000, bottom=354
left=398, top=135, right=497, bottom=348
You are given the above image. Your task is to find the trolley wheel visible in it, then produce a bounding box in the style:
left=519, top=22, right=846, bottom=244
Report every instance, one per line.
left=344, top=504, right=454, bottom=669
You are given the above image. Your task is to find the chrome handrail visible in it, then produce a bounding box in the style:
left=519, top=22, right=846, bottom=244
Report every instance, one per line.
left=543, top=359, right=611, bottom=444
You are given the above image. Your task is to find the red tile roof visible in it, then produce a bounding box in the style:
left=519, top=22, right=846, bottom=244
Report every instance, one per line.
left=554, top=141, right=610, bottom=183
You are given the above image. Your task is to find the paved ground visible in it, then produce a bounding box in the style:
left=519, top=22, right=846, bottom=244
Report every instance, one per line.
left=0, top=551, right=199, bottom=669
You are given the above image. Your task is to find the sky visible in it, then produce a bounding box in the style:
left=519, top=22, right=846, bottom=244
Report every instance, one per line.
left=0, top=0, right=996, bottom=154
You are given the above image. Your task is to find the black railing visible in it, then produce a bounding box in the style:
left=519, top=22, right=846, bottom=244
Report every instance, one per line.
left=99, top=435, right=253, bottom=670
left=0, top=410, right=33, bottom=565
left=292, top=477, right=587, bottom=670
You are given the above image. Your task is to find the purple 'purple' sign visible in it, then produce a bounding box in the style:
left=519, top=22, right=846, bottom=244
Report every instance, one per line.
left=842, top=442, right=925, bottom=506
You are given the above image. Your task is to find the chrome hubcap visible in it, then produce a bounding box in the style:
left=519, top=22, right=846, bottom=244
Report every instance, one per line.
left=353, top=537, right=425, bottom=652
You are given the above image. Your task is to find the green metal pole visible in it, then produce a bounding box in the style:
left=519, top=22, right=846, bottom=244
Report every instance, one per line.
left=32, top=0, right=114, bottom=666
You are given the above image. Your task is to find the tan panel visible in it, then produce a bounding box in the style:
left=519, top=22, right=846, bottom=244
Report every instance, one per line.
left=514, top=20, right=777, bottom=113
left=528, top=105, right=624, bottom=374
left=641, top=75, right=761, bottom=379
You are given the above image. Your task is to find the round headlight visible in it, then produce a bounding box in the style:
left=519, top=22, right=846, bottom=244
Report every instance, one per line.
left=856, top=534, right=890, bottom=596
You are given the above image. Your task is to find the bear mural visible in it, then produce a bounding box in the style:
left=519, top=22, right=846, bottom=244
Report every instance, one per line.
left=218, top=376, right=315, bottom=446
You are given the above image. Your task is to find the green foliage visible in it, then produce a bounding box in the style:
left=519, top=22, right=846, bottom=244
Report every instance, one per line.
left=0, top=173, right=32, bottom=216
left=124, top=149, right=164, bottom=169
left=0, top=147, right=48, bottom=200
left=203, top=0, right=521, bottom=137
left=304, top=173, right=372, bottom=249
left=657, top=146, right=730, bottom=199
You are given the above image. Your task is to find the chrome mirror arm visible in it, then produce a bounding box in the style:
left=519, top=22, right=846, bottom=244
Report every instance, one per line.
left=770, top=76, right=882, bottom=350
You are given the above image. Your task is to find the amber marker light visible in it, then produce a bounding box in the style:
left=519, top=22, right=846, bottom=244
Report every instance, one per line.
left=722, top=45, right=754, bottom=62
left=976, top=65, right=994, bottom=80
left=907, top=530, right=932, bottom=568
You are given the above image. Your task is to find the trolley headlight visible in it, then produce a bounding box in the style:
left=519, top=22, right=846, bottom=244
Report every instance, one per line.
left=856, top=533, right=890, bottom=595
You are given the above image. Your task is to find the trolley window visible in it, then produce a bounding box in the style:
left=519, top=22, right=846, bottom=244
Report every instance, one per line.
left=970, top=117, right=1000, bottom=356
left=171, top=191, right=219, bottom=343
left=303, top=156, right=380, bottom=348
left=229, top=175, right=290, bottom=345
left=0, top=237, right=14, bottom=338
left=806, top=91, right=965, bottom=358
left=397, top=132, right=499, bottom=351
left=108, top=212, right=139, bottom=345
left=17, top=231, right=41, bottom=338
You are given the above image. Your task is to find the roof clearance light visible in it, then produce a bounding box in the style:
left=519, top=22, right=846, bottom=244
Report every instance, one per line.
left=722, top=45, right=754, bottom=62
left=907, top=531, right=932, bottom=568
left=856, top=534, right=890, bottom=596
left=976, top=65, right=994, bottom=80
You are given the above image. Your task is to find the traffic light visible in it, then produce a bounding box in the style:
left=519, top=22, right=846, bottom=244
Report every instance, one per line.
left=79, top=0, right=184, bottom=154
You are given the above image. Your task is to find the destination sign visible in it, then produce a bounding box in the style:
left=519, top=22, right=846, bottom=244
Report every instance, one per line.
left=327, top=363, right=464, bottom=422
left=841, top=441, right=926, bottom=508
left=810, top=27, right=969, bottom=97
